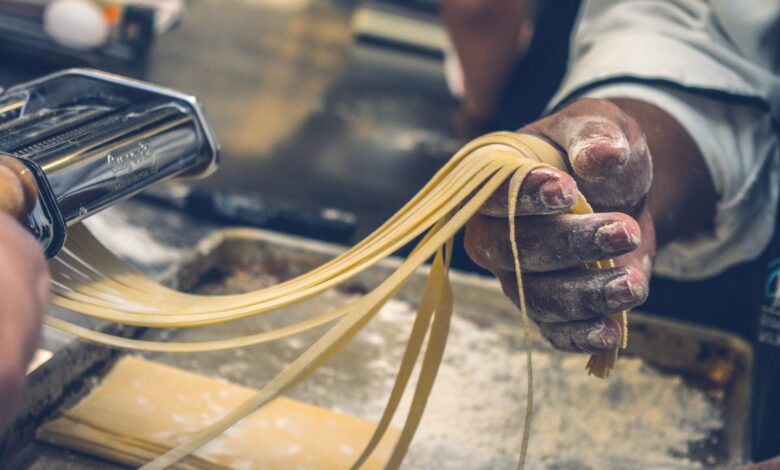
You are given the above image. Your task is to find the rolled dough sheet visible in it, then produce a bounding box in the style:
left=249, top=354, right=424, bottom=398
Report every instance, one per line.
left=37, top=356, right=399, bottom=469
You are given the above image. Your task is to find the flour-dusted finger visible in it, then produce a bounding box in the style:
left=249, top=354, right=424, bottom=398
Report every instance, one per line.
left=465, top=212, right=641, bottom=272
left=480, top=167, right=579, bottom=217
left=495, top=266, right=647, bottom=324
left=538, top=317, right=623, bottom=354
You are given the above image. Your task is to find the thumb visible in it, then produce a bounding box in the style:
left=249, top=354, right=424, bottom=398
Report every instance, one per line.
left=522, top=98, right=652, bottom=212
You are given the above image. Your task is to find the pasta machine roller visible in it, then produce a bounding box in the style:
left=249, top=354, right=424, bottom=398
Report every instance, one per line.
left=0, top=68, right=220, bottom=257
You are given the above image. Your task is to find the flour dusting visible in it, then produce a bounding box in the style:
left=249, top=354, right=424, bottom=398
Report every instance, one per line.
left=151, top=271, right=726, bottom=470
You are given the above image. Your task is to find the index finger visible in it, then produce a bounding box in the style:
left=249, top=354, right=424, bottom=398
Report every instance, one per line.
left=480, top=166, right=579, bottom=217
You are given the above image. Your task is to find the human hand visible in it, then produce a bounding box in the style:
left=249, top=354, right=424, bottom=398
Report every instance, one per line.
left=0, top=212, right=49, bottom=432
left=465, top=98, right=655, bottom=354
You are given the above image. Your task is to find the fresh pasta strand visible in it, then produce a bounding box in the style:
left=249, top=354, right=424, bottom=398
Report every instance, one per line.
left=46, top=132, right=627, bottom=469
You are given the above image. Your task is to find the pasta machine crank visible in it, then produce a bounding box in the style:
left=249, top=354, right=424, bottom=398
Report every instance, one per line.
left=0, top=69, right=220, bottom=257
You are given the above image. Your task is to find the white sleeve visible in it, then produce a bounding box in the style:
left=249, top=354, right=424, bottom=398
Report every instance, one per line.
left=581, top=83, right=779, bottom=280
left=544, top=0, right=780, bottom=280
left=548, top=0, right=780, bottom=117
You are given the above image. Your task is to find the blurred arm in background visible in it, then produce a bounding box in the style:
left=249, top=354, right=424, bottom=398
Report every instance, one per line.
left=442, top=0, right=534, bottom=130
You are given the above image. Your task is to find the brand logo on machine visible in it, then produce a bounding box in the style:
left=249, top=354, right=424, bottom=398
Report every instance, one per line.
left=107, top=140, right=155, bottom=189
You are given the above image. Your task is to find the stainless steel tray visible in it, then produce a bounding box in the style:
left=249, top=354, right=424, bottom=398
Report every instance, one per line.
left=5, top=228, right=753, bottom=469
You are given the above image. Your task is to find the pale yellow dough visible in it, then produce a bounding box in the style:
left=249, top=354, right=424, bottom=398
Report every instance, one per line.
left=38, top=356, right=400, bottom=469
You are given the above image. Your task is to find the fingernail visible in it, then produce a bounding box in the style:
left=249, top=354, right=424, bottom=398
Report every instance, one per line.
left=605, top=274, right=638, bottom=308
left=539, top=177, right=576, bottom=209
left=595, top=222, right=638, bottom=253
left=570, top=137, right=630, bottom=179
left=586, top=323, right=620, bottom=350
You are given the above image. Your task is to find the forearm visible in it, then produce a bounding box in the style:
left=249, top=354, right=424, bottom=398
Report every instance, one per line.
left=608, top=98, right=717, bottom=246
left=442, top=0, right=528, bottom=121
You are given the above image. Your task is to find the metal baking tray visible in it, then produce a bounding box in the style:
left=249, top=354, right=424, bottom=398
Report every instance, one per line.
left=5, top=228, right=753, bottom=469
left=157, top=229, right=753, bottom=469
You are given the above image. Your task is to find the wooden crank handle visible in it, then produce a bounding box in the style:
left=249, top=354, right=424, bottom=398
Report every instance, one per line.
left=0, top=155, right=38, bottom=220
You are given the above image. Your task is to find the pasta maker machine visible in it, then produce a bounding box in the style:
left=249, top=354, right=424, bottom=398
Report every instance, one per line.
left=0, top=68, right=220, bottom=257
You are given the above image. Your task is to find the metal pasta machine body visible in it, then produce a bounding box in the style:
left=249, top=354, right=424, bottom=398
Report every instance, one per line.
left=0, top=69, right=220, bottom=257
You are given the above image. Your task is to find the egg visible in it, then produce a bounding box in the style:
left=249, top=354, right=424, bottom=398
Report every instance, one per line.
left=43, top=0, right=110, bottom=50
